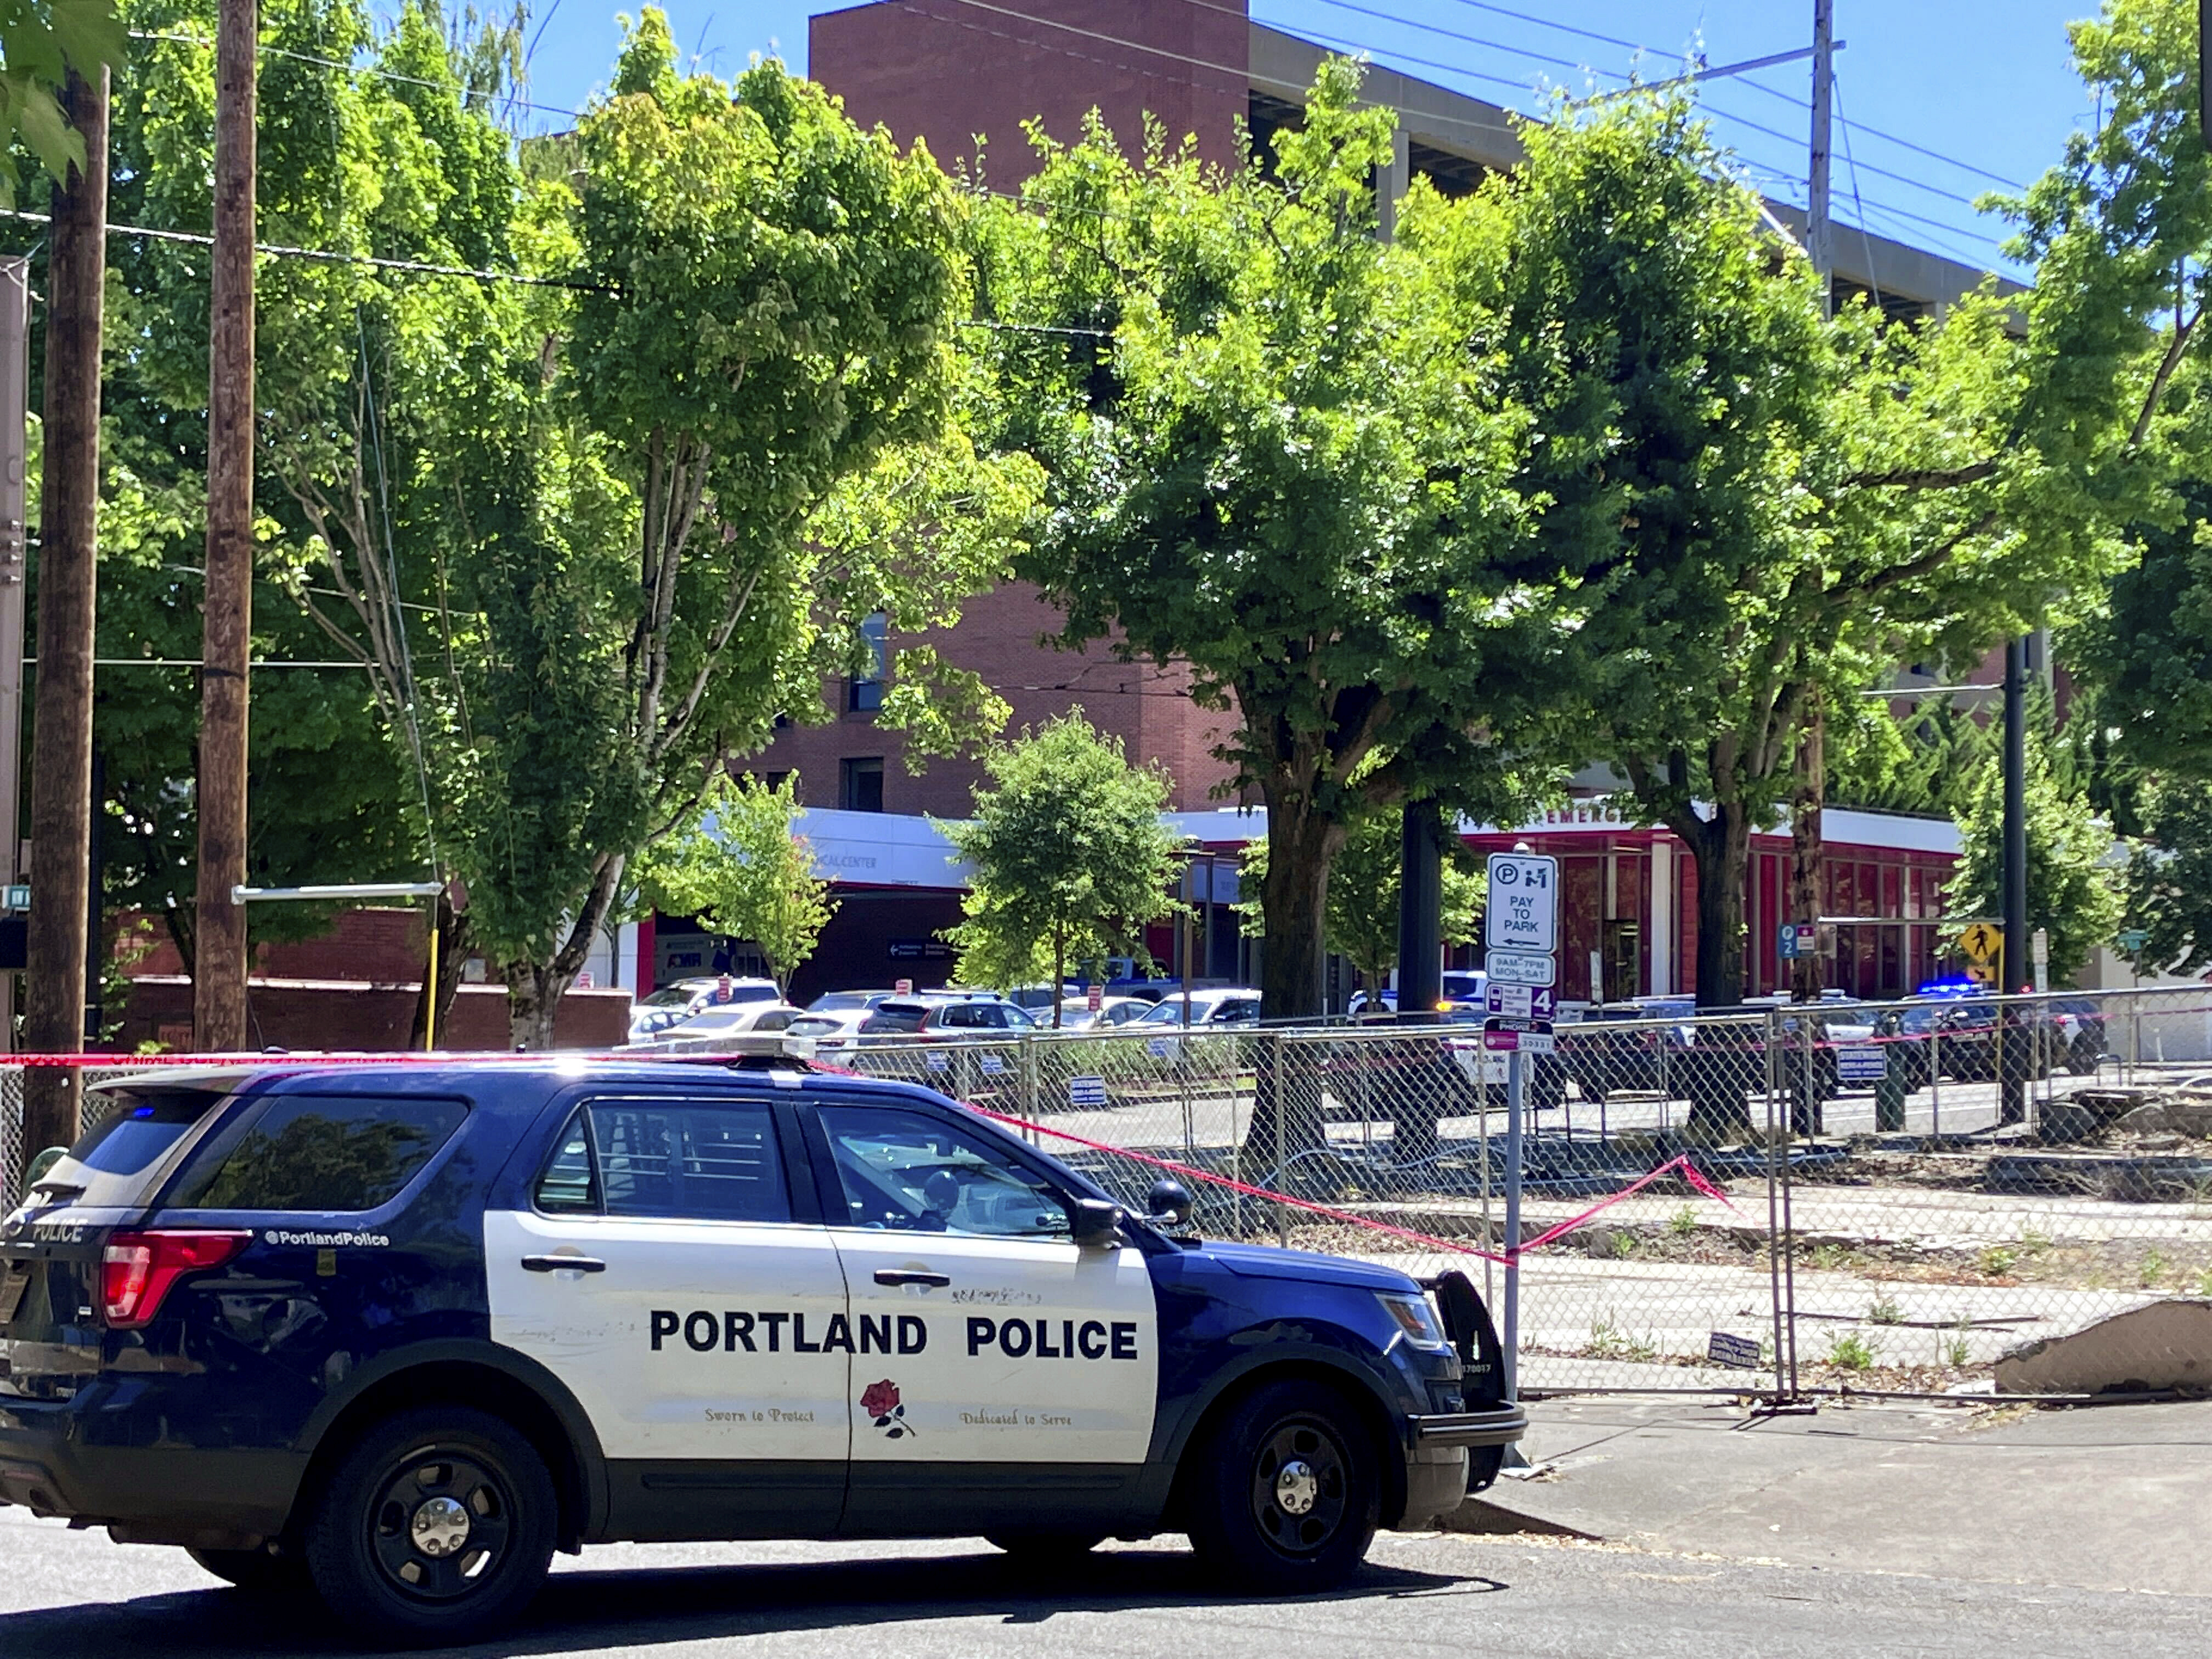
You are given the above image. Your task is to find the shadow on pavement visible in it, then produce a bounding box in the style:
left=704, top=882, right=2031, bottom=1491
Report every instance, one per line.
left=0, top=1545, right=1510, bottom=1657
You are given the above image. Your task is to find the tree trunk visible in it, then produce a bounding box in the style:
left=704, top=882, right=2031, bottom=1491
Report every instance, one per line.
left=507, top=854, right=627, bottom=1050
left=22, top=67, right=110, bottom=1162
left=1050, top=924, right=1065, bottom=1028
left=1685, top=804, right=1752, bottom=1009
left=1790, top=697, right=1825, bottom=1002
left=1675, top=802, right=1755, bottom=1144
left=1242, top=782, right=1344, bottom=1175
left=407, top=901, right=470, bottom=1049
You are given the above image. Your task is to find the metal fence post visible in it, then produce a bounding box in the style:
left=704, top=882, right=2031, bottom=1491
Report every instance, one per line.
left=1502, top=1047, right=1525, bottom=1404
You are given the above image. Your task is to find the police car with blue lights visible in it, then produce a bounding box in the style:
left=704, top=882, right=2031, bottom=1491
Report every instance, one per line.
left=0, top=1054, right=1522, bottom=1644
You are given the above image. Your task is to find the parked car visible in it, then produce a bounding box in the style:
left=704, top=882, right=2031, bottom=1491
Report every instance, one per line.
left=1006, top=984, right=1082, bottom=1013
left=625, top=1003, right=691, bottom=1045
left=783, top=1007, right=877, bottom=1058
left=857, top=995, right=1040, bottom=1039
left=640, top=975, right=781, bottom=1018
left=634, top=1002, right=805, bottom=1052
left=806, top=988, right=902, bottom=1015
left=1132, top=989, right=1263, bottom=1028
left=1051, top=995, right=1154, bottom=1031
left=0, top=1057, right=1522, bottom=1643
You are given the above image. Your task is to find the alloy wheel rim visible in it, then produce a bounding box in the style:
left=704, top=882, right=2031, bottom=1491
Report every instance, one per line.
left=367, top=1447, right=514, bottom=1602
left=1248, top=1415, right=1349, bottom=1556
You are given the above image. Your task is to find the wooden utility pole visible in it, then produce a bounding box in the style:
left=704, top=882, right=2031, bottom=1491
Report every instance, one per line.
left=22, top=69, right=110, bottom=1156
left=194, top=0, right=258, bottom=1051
left=1, top=255, right=29, bottom=1056
left=1789, top=0, right=1836, bottom=1003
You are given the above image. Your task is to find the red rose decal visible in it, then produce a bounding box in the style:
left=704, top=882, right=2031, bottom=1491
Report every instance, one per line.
left=861, top=1379, right=914, bottom=1438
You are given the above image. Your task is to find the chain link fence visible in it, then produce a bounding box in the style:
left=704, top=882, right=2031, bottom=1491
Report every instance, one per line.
left=9, top=985, right=2212, bottom=1402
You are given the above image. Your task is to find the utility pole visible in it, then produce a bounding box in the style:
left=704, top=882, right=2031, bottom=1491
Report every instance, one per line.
left=194, top=0, right=258, bottom=1051
left=2000, top=637, right=2028, bottom=1123
left=22, top=69, right=110, bottom=1157
left=1789, top=1, right=1836, bottom=1004
left=0, top=256, right=28, bottom=1053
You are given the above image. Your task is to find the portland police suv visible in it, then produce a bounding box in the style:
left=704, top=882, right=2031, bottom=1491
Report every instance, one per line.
left=0, top=1057, right=1522, bottom=1644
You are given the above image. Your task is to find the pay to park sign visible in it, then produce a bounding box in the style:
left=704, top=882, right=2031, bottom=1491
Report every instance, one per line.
left=1485, top=853, right=1558, bottom=954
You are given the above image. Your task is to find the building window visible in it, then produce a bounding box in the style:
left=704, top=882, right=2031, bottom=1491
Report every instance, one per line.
left=763, top=770, right=792, bottom=794
left=840, top=755, right=884, bottom=813
left=847, top=612, right=887, bottom=713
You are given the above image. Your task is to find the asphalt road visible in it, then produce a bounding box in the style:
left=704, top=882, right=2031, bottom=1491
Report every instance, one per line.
left=1, top=1510, right=2199, bottom=1659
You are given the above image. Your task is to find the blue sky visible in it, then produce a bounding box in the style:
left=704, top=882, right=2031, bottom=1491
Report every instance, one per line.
left=493, top=1, right=2103, bottom=277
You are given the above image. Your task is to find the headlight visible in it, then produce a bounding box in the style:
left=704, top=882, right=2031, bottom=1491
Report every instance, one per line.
left=1376, top=1290, right=1452, bottom=1351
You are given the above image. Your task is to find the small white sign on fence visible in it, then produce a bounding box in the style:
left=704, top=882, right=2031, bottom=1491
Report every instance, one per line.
left=1837, top=1045, right=1888, bottom=1083
left=1068, top=1075, right=1108, bottom=1108
left=1147, top=1037, right=1173, bottom=1059
left=980, top=1054, right=1005, bottom=1075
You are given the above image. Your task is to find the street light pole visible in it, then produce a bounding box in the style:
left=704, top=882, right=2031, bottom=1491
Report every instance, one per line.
left=2000, top=636, right=2028, bottom=1123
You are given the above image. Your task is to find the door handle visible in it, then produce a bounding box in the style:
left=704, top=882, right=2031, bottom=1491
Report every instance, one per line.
left=521, top=1255, right=607, bottom=1274
left=873, top=1268, right=951, bottom=1288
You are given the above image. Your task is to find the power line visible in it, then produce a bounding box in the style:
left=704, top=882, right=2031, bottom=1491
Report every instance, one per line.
left=129, top=30, right=590, bottom=125
left=0, top=206, right=599, bottom=289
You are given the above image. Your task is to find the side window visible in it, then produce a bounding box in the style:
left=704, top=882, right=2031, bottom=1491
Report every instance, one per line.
left=818, top=1105, right=1069, bottom=1240
left=171, top=1094, right=469, bottom=1212
left=534, top=1113, right=597, bottom=1214
left=584, top=1101, right=791, bottom=1223
left=755, top=1009, right=796, bottom=1033
left=939, top=1004, right=984, bottom=1030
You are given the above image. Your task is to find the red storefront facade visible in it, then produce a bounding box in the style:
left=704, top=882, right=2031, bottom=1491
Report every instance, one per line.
left=1451, top=802, right=1961, bottom=1004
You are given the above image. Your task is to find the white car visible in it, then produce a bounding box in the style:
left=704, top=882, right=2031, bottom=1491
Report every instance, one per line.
left=784, top=1006, right=876, bottom=1058
left=1052, top=995, right=1154, bottom=1031
left=635, top=1001, right=804, bottom=1052
left=1133, top=988, right=1265, bottom=1028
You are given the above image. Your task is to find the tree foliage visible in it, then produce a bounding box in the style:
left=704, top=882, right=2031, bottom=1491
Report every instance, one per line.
left=636, top=774, right=837, bottom=994
left=0, top=0, right=122, bottom=204
left=1945, top=728, right=2121, bottom=988
left=2118, top=780, right=2212, bottom=975
left=938, top=717, right=1186, bottom=1015
left=977, top=61, right=1633, bottom=1028
left=1237, top=809, right=1483, bottom=994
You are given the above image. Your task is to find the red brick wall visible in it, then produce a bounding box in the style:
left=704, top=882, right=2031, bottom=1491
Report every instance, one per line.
left=752, top=580, right=1242, bottom=816
left=811, top=0, right=1250, bottom=185
left=120, top=978, right=633, bottom=1053
left=121, top=907, right=429, bottom=983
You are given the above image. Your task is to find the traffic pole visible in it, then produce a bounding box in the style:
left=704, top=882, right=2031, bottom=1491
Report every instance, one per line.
left=2000, top=637, right=2027, bottom=1124
left=1502, top=1047, right=1523, bottom=1401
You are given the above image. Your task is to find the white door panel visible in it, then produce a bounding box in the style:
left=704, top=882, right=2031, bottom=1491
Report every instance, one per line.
left=831, top=1231, right=1157, bottom=1464
left=485, top=1207, right=850, bottom=1462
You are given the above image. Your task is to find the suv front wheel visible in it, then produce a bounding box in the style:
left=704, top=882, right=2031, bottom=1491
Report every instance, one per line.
left=304, top=1406, right=557, bottom=1646
left=1184, top=1378, right=1380, bottom=1594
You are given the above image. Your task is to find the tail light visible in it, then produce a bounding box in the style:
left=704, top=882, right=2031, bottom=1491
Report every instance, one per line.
left=100, top=1229, right=251, bottom=1329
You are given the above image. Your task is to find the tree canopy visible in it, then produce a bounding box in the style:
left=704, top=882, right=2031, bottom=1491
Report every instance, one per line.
left=938, top=716, right=1186, bottom=1015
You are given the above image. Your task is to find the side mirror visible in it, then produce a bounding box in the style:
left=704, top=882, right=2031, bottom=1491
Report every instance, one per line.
left=1143, top=1178, right=1194, bottom=1227
left=1069, top=1197, right=1125, bottom=1249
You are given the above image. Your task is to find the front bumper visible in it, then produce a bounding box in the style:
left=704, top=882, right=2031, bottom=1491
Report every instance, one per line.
left=1409, top=1404, right=1528, bottom=1448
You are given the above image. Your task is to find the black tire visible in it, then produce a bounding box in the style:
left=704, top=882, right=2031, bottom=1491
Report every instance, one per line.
left=303, top=1406, right=556, bottom=1647
left=985, top=1531, right=1106, bottom=1563
left=1184, top=1378, right=1380, bottom=1594
left=188, top=1545, right=312, bottom=1595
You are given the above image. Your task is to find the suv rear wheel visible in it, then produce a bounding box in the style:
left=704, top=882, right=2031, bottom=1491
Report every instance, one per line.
left=303, top=1406, right=556, bottom=1646
left=1184, top=1378, right=1380, bottom=1594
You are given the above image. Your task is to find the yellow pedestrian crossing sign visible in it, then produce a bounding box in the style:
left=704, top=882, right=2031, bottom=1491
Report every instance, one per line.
left=1959, top=922, right=2001, bottom=964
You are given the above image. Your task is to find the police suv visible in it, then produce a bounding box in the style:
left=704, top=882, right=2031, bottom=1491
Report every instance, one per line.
left=0, top=1057, right=1523, bottom=1644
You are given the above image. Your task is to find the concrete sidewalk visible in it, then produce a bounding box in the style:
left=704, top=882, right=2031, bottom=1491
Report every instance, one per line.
left=1448, top=1394, right=2212, bottom=1596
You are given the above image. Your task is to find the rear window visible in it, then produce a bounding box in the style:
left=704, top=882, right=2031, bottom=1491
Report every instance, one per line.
left=67, top=1091, right=224, bottom=1177
left=169, top=1094, right=469, bottom=1213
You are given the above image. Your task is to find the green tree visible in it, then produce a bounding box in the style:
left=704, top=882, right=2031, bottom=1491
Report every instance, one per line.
left=636, top=774, right=837, bottom=995
left=938, top=717, right=1186, bottom=1019
left=2118, top=780, right=2212, bottom=974
left=0, top=0, right=122, bottom=205
left=1237, top=808, right=1483, bottom=997
left=1945, top=731, right=2121, bottom=988
left=975, top=61, right=1615, bottom=1036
